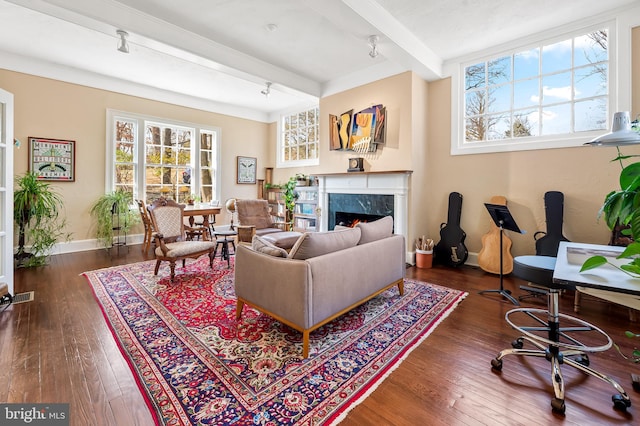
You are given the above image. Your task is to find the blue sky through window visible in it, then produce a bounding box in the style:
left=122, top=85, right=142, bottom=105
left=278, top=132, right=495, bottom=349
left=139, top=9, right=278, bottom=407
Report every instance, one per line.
left=464, top=28, right=608, bottom=143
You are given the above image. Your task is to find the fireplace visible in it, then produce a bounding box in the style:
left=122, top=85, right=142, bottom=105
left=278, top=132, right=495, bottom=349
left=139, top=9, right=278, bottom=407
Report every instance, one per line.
left=316, top=171, right=411, bottom=254
left=335, top=211, right=386, bottom=228
left=328, top=193, right=394, bottom=230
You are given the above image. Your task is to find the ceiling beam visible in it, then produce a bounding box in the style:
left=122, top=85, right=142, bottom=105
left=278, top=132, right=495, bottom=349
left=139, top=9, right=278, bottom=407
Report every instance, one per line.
left=7, top=0, right=322, bottom=97
left=341, top=0, right=444, bottom=81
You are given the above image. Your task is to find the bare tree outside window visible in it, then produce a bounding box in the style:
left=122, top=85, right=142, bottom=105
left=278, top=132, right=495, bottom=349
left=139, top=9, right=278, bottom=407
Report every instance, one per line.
left=463, top=28, right=608, bottom=145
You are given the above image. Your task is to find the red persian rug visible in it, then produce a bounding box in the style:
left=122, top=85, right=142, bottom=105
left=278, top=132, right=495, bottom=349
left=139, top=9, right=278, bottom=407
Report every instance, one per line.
left=83, top=257, right=466, bottom=425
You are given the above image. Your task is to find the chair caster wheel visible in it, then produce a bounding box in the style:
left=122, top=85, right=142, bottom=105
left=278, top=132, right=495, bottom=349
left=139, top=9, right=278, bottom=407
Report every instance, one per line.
left=574, top=354, right=589, bottom=367
left=612, top=394, right=631, bottom=411
left=551, top=397, right=566, bottom=414
left=511, top=338, right=523, bottom=349
left=491, top=358, right=503, bottom=371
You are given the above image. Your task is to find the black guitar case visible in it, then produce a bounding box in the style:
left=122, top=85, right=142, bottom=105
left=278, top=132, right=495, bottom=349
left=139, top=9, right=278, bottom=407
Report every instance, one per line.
left=534, top=191, right=570, bottom=257
left=435, top=192, right=469, bottom=267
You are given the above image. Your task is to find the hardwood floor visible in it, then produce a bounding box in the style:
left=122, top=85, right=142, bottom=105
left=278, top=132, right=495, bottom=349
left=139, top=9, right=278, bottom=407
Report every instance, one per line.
left=2, top=247, right=639, bottom=425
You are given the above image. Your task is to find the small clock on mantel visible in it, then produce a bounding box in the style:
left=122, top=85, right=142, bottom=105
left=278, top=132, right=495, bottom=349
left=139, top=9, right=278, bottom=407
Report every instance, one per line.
left=348, top=157, right=364, bottom=172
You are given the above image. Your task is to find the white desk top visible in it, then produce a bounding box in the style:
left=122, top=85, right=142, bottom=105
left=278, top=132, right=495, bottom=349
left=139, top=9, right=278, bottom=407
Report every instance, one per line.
left=553, top=241, right=640, bottom=297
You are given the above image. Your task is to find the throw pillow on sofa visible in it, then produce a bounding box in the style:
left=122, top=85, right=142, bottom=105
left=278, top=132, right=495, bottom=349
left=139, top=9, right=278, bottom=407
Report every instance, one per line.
left=288, top=227, right=361, bottom=260
left=252, top=235, right=289, bottom=258
left=356, top=215, right=393, bottom=244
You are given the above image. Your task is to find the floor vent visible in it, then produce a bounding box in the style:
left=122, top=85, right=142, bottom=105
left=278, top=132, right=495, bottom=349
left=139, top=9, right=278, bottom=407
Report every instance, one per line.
left=0, top=291, right=34, bottom=308
left=13, top=291, right=34, bottom=304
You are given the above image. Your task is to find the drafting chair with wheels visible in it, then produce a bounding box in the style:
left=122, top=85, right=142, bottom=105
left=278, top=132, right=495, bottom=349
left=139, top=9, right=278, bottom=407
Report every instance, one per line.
left=491, top=255, right=631, bottom=414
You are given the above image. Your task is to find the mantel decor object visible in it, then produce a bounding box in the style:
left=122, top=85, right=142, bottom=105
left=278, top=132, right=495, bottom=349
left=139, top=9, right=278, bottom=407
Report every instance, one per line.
left=348, top=157, right=364, bottom=172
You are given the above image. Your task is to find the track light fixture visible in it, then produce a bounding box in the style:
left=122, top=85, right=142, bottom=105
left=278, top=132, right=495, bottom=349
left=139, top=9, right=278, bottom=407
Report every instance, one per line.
left=261, top=82, right=272, bottom=98
left=116, top=29, right=129, bottom=54
left=368, top=35, right=379, bottom=58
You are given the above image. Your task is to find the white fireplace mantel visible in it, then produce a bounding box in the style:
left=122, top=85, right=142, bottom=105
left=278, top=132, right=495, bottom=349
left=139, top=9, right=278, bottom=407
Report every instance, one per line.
left=316, top=171, right=412, bottom=249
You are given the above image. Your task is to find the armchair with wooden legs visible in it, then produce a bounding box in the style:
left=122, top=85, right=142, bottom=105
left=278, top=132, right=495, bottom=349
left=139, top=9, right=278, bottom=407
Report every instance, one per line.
left=147, top=197, right=217, bottom=282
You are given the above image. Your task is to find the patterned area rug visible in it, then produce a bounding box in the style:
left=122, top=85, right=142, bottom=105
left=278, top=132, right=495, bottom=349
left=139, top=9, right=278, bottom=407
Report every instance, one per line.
left=83, top=257, right=466, bottom=425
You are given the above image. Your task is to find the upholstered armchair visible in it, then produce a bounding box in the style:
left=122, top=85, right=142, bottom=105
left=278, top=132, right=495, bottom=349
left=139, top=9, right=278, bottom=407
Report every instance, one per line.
left=235, top=199, right=286, bottom=243
left=147, top=197, right=217, bottom=282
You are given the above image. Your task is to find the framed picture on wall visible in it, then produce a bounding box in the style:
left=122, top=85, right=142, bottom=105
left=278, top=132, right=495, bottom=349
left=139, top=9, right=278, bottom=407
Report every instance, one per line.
left=28, top=137, right=76, bottom=182
left=237, top=156, right=257, bottom=184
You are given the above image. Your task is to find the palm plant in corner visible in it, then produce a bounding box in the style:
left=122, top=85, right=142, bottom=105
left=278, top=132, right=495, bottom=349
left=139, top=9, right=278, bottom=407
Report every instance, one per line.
left=14, top=171, right=70, bottom=267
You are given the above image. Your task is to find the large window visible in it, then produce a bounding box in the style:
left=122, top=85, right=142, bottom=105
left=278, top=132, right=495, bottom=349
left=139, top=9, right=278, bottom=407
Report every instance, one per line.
left=453, top=24, right=614, bottom=154
left=107, top=110, right=220, bottom=203
left=277, top=106, right=319, bottom=167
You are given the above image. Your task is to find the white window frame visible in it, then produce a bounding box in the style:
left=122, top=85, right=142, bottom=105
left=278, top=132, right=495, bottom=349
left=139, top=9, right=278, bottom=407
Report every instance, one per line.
left=106, top=109, right=221, bottom=202
left=447, top=17, right=633, bottom=156
left=276, top=104, right=320, bottom=168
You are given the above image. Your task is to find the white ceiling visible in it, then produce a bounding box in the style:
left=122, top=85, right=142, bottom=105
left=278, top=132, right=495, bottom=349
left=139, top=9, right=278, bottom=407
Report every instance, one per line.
left=0, top=0, right=638, bottom=122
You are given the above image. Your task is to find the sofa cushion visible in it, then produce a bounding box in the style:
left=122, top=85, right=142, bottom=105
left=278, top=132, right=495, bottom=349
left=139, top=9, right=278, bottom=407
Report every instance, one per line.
left=356, top=216, right=393, bottom=244
left=262, top=231, right=303, bottom=249
left=288, top=227, right=361, bottom=260
left=252, top=235, right=289, bottom=258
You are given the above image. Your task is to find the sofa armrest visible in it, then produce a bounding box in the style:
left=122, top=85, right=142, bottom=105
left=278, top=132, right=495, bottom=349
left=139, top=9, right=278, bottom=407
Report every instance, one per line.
left=235, top=245, right=312, bottom=328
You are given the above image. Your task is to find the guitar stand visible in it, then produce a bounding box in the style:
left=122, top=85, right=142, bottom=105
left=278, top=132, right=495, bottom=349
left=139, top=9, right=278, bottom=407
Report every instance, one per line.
left=479, top=203, right=524, bottom=306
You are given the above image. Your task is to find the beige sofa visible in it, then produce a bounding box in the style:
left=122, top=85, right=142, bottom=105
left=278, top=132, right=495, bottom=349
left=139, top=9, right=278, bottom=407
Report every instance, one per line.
left=234, top=216, right=406, bottom=358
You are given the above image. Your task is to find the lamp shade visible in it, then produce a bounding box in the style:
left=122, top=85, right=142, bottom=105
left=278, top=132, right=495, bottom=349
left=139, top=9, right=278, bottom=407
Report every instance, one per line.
left=585, top=111, right=640, bottom=146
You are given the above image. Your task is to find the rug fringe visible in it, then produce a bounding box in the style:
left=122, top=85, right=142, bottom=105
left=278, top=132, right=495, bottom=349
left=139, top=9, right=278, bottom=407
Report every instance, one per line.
left=329, top=290, right=468, bottom=425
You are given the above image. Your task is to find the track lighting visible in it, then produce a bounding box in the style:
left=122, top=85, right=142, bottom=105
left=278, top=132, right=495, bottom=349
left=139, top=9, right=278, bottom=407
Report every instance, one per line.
left=116, top=29, right=129, bottom=54
left=368, top=35, right=379, bottom=58
left=261, top=82, right=272, bottom=98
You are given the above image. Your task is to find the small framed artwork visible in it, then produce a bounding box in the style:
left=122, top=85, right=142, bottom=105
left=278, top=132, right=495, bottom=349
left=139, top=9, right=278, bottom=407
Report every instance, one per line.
left=237, top=156, right=257, bottom=184
left=28, top=137, right=76, bottom=182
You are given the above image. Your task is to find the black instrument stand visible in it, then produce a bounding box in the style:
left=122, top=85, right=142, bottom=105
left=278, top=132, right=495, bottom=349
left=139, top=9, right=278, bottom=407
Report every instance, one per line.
left=479, top=203, right=524, bottom=306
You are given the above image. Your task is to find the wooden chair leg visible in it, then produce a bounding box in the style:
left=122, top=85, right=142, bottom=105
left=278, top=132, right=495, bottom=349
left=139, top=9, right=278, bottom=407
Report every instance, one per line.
left=302, top=330, right=310, bottom=358
left=170, top=261, right=176, bottom=282
left=236, top=300, right=245, bottom=320
left=154, top=260, right=162, bottom=275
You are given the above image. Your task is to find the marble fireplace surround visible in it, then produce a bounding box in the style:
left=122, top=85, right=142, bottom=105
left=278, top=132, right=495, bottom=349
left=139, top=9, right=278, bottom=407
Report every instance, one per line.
left=316, top=171, right=412, bottom=253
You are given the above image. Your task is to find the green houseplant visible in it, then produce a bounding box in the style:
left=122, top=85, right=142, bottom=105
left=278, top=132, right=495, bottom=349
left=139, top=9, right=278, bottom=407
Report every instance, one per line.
left=282, top=176, right=299, bottom=225
left=14, top=171, right=70, bottom=267
left=581, top=148, right=640, bottom=276
left=90, top=190, right=139, bottom=248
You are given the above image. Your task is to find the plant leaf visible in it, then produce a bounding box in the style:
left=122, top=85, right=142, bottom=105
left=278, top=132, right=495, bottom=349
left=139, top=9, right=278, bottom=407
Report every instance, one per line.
left=580, top=256, right=608, bottom=271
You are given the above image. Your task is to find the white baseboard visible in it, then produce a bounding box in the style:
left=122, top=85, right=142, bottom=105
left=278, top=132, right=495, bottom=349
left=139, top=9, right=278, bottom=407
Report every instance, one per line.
left=17, top=233, right=146, bottom=256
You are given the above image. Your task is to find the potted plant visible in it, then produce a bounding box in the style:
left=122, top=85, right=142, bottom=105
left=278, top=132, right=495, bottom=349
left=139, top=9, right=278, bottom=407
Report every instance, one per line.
left=282, top=176, right=299, bottom=226
left=90, top=190, right=139, bottom=248
left=581, top=148, right=640, bottom=276
left=13, top=171, right=70, bottom=267
left=596, top=151, right=640, bottom=245
left=295, top=173, right=309, bottom=186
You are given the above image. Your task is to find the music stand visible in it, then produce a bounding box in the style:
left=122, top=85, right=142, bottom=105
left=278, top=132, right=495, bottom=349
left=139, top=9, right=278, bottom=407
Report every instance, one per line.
left=479, top=203, right=524, bottom=306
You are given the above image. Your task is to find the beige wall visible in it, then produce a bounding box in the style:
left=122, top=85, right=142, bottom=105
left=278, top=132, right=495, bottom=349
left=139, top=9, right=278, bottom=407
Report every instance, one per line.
left=2, top=70, right=270, bottom=245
